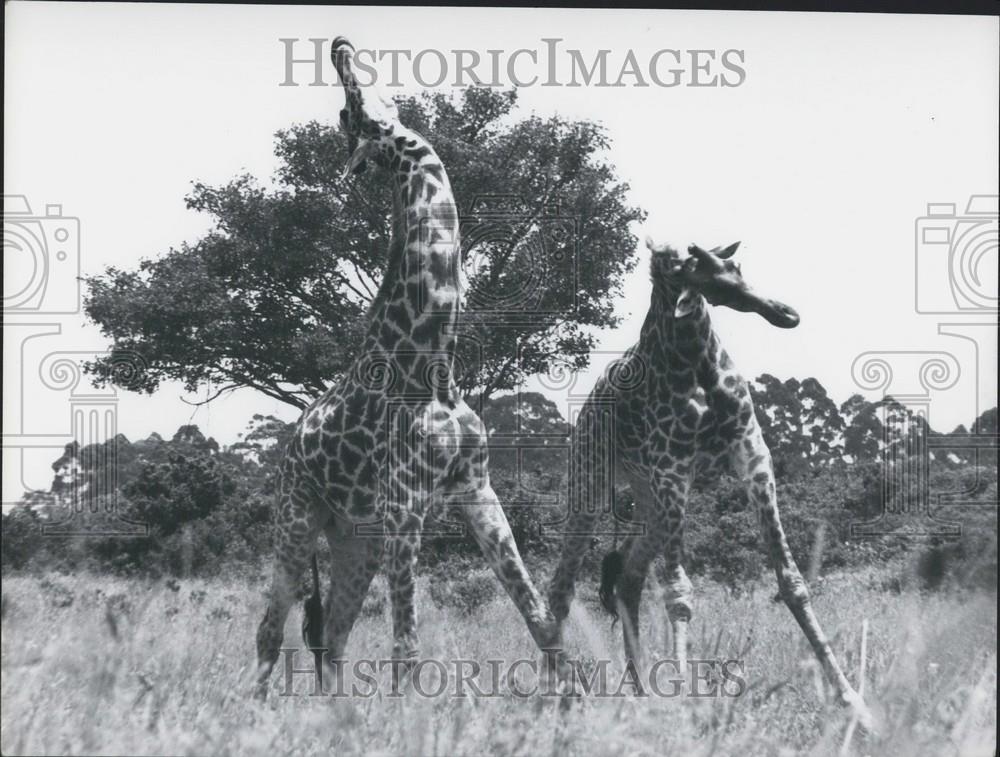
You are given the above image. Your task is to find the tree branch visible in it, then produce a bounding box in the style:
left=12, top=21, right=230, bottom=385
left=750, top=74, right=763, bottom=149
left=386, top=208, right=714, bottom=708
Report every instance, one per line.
left=180, top=383, right=241, bottom=406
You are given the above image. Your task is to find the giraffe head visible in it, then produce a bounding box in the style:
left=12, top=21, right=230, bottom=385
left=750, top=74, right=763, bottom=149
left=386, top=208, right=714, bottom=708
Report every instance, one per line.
left=646, top=238, right=800, bottom=328
left=331, top=37, right=399, bottom=178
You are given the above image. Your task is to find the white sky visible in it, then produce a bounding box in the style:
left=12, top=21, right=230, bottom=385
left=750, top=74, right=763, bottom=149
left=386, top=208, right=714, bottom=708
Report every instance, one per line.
left=3, top=3, right=998, bottom=503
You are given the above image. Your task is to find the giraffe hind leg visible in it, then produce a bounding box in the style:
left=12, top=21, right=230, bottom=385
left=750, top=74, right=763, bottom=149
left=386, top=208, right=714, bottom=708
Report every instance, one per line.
left=321, top=520, right=384, bottom=678
left=254, top=486, right=325, bottom=699
left=383, top=507, right=423, bottom=690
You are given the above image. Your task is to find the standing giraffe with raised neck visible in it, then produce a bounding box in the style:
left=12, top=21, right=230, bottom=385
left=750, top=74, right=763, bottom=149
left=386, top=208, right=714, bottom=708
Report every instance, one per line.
left=254, top=37, right=559, bottom=695
left=546, top=239, right=872, bottom=726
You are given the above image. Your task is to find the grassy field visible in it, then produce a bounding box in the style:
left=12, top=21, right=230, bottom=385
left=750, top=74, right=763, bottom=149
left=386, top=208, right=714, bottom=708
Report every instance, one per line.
left=1, top=565, right=995, bottom=756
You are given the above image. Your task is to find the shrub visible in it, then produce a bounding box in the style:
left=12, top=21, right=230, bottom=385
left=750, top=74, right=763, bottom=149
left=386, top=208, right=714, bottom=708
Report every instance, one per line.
left=38, top=576, right=75, bottom=608
left=1, top=506, right=47, bottom=570
left=361, top=577, right=388, bottom=618
left=913, top=516, right=997, bottom=592
left=428, top=570, right=498, bottom=615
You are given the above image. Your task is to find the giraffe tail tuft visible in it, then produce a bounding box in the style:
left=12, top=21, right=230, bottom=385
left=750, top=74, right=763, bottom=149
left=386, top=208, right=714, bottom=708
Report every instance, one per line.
left=302, top=553, right=324, bottom=685
left=598, top=550, right=625, bottom=626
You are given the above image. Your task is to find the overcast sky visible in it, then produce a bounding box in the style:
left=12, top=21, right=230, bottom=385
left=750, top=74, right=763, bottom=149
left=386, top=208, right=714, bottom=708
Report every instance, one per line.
left=4, top=3, right=998, bottom=502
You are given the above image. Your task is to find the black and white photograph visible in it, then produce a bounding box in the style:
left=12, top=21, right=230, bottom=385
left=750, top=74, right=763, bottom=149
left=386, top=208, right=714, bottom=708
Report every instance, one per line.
left=2, top=3, right=998, bottom=755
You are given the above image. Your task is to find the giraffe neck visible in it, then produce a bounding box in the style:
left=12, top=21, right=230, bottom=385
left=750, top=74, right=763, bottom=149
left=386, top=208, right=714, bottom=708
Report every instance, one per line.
left=640, top=277, right=714, bottom=366
left=641, top=278, right=747, bottom=418
left=363, top=127, right=461, bottom=395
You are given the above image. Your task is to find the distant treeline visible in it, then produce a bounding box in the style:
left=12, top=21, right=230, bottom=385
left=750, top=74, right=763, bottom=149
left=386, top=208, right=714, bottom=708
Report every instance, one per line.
left=2, top=380, right=996, bottom=591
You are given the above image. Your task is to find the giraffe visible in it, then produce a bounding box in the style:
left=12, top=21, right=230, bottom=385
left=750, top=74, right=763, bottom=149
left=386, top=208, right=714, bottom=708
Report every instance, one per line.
left=254, top=37, right=559, bottom=695
left=546, top=239, right=872, bottom=726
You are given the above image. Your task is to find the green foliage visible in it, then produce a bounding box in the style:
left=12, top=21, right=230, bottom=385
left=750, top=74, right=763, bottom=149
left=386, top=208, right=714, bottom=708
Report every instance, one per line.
left=1, top=506, right=46, bottom=570
left=912, top=469, right=998, bottom=592
left=3, top=387, right=995, bottom=594
left=2, top=425, right=274, bottom=577
left=4, top=567, right=996, bottom=755
left=428, top=567, right=499, bottom=615
left=422, top=391, right=568, bottom=561
left=682, top=458, right=998, bottom=592
left=684, top=477, right=762, bottom=587
left=83, top=89, right=645, bottom=408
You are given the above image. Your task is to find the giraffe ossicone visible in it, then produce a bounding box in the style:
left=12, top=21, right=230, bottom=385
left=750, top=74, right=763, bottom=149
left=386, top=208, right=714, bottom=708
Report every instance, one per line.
left=254, top=36, right=560, bottom=697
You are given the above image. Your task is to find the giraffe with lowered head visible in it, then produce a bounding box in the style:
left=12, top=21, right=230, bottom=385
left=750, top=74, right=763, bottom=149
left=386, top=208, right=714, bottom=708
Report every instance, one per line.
left=546, top=239, right=872, bottom=727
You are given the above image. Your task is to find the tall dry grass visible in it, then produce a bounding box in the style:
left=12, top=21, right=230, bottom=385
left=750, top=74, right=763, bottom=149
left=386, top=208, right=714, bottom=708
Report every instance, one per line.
left=1, top=565, right=995, bottom=756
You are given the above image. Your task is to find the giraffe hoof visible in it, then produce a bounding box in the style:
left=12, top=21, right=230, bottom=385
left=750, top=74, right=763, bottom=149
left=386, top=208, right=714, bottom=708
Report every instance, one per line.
left=842, top=691, right=875, bottom=734
left=252, top=681, right=269, bottom=702
left=558, top=689, right=581, bottom=712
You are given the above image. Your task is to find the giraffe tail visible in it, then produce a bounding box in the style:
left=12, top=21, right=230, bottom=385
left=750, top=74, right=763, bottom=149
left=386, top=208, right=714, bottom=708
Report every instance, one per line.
left=598, top=550, right=625, bottom=626
left=301, top=552, right=324, bottom=686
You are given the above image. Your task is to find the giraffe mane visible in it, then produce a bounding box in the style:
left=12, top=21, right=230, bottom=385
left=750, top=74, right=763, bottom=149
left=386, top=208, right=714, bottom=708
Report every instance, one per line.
left=364, top=226, right=407, bottom=322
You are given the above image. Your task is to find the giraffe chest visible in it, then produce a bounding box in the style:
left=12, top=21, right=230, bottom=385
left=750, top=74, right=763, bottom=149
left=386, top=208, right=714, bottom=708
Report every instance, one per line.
left=602, top=362, right=708, bottom=467
left=622, top=390, right=707, bottom=459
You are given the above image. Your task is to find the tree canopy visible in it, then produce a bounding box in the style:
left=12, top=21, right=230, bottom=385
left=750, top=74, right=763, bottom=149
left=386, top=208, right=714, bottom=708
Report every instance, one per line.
left=84, top=88, right=645, bottom=408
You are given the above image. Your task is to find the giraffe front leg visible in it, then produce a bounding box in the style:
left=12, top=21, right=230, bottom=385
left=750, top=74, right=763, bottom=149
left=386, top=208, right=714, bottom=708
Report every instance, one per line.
left=655, top=478, right=693, bottom=684
left=661, top=559, right=692, bottom=689
left=546, top=529, right=594, bottom=695
left=734, top=429, right=872, bottom=729
left=616, top=477, right=655, bottom=674
left=547, top=513, right=600, bottom=636
left=384, top=509, right=423, bottom=690
left=614, top=472, right=691, bottom=689
left=615, top=534, right=656, bottom=688
left=547, top=412, right=614, bottom=674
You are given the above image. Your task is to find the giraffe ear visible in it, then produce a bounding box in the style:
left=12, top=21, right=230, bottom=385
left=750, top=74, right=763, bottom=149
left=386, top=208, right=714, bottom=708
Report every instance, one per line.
left=646, top=236, right=668, bottom=253
left=674, top=288, right=702, bottom=318
left=716, top=241, right=740, bottom=259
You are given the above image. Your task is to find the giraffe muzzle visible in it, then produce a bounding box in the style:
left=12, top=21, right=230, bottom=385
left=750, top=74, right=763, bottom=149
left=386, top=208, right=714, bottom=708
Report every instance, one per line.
left=751, top=295, right=800, bottom=329
left=330, top=37, right=356, bottom=82
left=330, top=36, right=398, bottom=180
left=706, top=285, right=800, bottom=328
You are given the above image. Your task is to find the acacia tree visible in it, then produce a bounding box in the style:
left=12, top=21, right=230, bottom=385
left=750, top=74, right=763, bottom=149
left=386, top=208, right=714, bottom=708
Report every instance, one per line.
left=84, top=89, right=645, bottom=408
